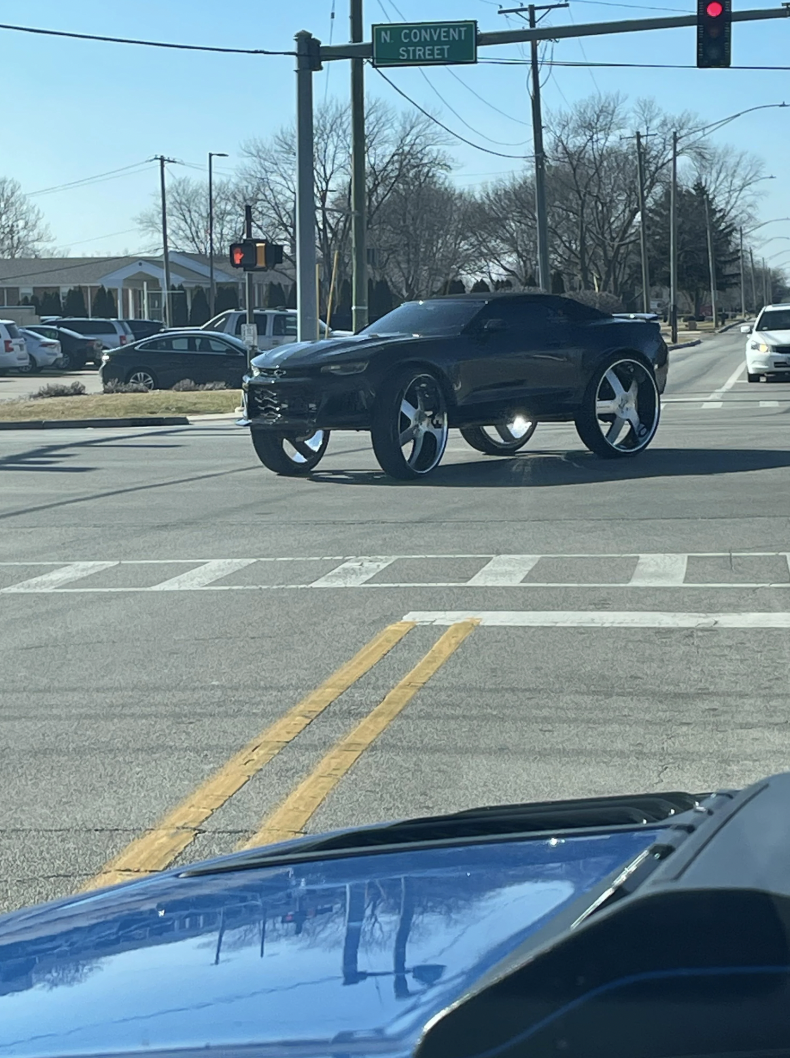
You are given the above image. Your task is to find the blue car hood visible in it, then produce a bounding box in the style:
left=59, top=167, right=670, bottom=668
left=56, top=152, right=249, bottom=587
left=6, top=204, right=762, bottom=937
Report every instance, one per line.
left=0, top=830, right=660, bottom=1057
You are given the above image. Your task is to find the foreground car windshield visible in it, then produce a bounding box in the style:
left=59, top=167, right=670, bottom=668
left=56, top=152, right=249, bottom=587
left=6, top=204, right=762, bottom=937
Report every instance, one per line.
left=361, top=299, right=482, bottom=337
left=756, top=309, right=790, bottom=330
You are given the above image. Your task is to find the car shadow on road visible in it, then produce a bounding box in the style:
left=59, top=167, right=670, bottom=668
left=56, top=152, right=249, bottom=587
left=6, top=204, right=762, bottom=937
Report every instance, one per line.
left=309, top=446, right=790, bottom=487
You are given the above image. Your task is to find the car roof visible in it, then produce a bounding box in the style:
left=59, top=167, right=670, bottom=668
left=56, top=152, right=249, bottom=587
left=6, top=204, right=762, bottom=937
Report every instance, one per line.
left=759, top=303, right=790, bottom=312
left=429, top=291, right=557, bottom=301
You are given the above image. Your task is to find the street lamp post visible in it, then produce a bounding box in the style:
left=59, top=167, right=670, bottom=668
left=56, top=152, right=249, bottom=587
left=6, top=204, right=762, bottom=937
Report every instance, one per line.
left=208, top=152, right=229, bottom=318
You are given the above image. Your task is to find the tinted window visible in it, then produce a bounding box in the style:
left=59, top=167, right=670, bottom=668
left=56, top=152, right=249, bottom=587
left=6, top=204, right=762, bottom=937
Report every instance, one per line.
left=4, top=323, right=20, bottom=338
left=757, top=309, right=790, bottom=331
left=477, top=301, right=562, bottom=329
left=195, top=336, right=232, bottom=353
left=272, top=315, right=297, bottom=336
left=140, top=336, right=195, bottom=353
left=559, top=298, right=607, bottom=321
left=32, top=327, right=59, bottom=339
left=65, top=320, right=107, bottom=335
left=361, top=300, right=482, bottom=337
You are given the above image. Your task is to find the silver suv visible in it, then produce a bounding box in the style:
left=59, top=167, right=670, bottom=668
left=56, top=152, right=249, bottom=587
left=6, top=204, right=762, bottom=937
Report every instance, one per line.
left=56, top=318, right=134, bottom=364
left=200, top=309, right=349, bottom=351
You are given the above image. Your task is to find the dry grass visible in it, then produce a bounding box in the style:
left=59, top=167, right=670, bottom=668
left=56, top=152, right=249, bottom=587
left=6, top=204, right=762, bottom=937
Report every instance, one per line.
left=0, top=390, right=241, bottom=422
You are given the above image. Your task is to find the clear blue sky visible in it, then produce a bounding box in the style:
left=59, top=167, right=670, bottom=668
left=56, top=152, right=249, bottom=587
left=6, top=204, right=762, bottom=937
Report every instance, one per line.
left=3, top=0, right=790, bottom=261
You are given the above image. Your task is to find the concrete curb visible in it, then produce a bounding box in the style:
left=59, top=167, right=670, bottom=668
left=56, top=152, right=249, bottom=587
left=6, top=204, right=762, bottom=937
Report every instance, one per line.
left=668, top=339, right=702, bottom=351
left=0, top=416, right=190, bottom=431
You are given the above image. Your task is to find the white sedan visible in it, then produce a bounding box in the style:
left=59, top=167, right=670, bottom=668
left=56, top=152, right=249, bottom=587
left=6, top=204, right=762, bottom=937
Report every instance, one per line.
left=19, top=328, right=62, bottom=373
left=742, top=305, right=790, bottom=382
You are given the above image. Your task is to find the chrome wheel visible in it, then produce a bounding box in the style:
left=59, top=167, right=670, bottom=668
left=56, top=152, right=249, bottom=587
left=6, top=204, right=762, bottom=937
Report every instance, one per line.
left=127, top=370, right=156, bottom=391
left=396, top=375, right=449, bottom=474
left=251, top=428, right=329, bottom=476
left=461, top=416, right=537, bottom=455
left=576, top=357, right=659, bottom=458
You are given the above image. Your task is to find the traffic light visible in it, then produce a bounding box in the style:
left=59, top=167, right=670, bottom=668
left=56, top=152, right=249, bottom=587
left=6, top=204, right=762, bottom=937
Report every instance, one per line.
left=697, top=0, right=731, bottom=68
left=229, top=240, right=285, bottom=271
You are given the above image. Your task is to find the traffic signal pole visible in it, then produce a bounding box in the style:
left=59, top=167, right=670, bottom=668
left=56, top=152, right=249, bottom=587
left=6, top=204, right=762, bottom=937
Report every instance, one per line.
left=635, top=131, right=650, bottom=314
left=350, top=0, right=368, bottom=333
left=669, top=132, right=678, bottom=344
left=245, top=205, right=254, bottom=327
left=295, top=31, right=319, bottom=345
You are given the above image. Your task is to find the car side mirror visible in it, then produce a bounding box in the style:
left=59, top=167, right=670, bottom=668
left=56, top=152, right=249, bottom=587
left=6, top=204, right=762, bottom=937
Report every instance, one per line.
left=483, top=318, right=507, bottom=333
left=741, top=324, right=753, bottom=334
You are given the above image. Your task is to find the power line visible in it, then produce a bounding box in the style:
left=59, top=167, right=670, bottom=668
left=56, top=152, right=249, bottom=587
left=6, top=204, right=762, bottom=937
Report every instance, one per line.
left=372, top=65, right=531, bottom=158
left=0, top=22, right=293, bottom=55
left=443, top=66, right=531, bottom=126
left=482, top=58, right=790, bottom=69
left=28, top=161, right=155, bottom=197
left=570, top=0, right=693, bottom=10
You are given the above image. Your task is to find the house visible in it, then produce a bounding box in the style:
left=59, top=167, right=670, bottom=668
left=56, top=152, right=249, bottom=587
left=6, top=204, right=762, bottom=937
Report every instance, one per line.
left=0, top=252, right=294, bottom=319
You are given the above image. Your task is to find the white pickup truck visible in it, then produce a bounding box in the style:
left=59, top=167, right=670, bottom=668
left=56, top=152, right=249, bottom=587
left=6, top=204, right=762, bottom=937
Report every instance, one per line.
left=200, top=309, right=351, bottom=351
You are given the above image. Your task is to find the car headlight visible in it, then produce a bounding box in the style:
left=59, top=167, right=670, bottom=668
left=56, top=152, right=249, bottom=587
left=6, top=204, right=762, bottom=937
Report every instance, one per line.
left=101, top=353, right=110, bottom=363
left=321, top=360, right=368, bottom=375
left=251, top=365, right=262, bottom=376
left=749, top=341, right=774, bottom=353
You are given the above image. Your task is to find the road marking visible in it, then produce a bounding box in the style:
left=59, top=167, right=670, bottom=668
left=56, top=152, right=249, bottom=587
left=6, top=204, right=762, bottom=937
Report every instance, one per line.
left=701, top=362, right=745, bottom=408
left=242, top=620, right=479, bottom=848
left=404, top=611, right=790, bottom=628
left=760, top=400, right=780, bottom=408
left=83, top=621, right=415, bottom=889
left=0, top=561, right=117, bottom=593
left=148, top=559, right=258, bottom=590
left=629, top=554, right=688, bottom=586
left=309, top=558, right=396, bottom=587
left=467, top=554, right=541, bottom=585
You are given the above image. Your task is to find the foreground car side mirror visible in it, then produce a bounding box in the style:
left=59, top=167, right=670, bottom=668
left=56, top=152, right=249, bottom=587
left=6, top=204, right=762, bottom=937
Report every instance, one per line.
left=741, top=324, right=753, bottom=334
left=483, top=318, right=508, bottom=333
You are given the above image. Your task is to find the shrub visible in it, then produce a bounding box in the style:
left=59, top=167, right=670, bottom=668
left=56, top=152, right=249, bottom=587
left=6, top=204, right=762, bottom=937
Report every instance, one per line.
left=102, top=380, right=150, bottom=394
left=31, top=381, right=86, bottom=399
left=171, top=379, right=227, bottom=391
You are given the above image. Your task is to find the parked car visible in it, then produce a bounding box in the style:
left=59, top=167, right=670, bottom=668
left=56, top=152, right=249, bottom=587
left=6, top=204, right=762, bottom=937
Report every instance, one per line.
left=742, top=303, right=790, bottom=382
left=53, top=317, right=134, bottom=364
left=100, top=330, right=249, bottom=390
left=25, top=324, right=103, bottom=372
left=243, top=292, right=669, bottom=479
left=123, top=318, right=163, bottom=341
left=18, top=328, right=61, bottom=373
left=201, top=309, right=349, bottom=351
left=0, top=319, right=29, bottom=373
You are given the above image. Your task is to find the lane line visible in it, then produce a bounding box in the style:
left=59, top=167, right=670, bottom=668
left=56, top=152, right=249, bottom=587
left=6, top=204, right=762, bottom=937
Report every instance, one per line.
left=467, top=555, right=541, bottom=586
left=630, top=554, right=688, bottom=586
left=8, top=582, right=790, bottom=593
left=0, top=561, right=117, bottom=593
left=404, top=611, right=790, bottom=628
left=242, top=620, right=479, bottom=849
left=148, top=559, right=258, bottom=591
left=760, top=400, right=780, bottom=408
left=82, top=621, right=415, bottom=890
left=702, top=361, right=745, bottom=408
left=309, top=558, right=396, bottom=587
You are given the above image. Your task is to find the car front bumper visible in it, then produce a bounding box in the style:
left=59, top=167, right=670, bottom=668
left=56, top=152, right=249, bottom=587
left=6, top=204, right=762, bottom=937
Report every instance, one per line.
left=243, top=374, right=375, bottom=431
left=746, top=352, right=790, bottom=375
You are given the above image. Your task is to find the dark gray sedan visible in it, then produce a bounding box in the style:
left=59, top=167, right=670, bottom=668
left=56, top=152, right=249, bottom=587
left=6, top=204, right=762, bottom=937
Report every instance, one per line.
left=99, top=330, right=249, bottom=390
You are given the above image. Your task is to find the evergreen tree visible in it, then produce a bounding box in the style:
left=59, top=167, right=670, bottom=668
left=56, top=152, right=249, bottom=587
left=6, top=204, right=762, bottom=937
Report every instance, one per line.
left=189, top=286, right=210, bottom=326
left=494, top=279, right=513, bottom=291
left=170, top=285, right=189, bottom=327
left=265, top=282, right=286, bottom=308
left=333, top=278, right=352, bottom=331
left=39, top=291, right=61, bottom=316
left=551, top=270, right=565, bottom=294
left=441, top=278, right=466, bottom=295
left=285, top=283, right=297, bottom=309
left=373, top=278, right=394, bottom=319
left=92, top=286, right=109, bottom=317
left=104, top=288, right=117, bottom=317
left=470, top=279, right=490, bottom=293
left=215, top=286, right=239, bottom=313
left=524, top=273, right=538, bottom=289
left=63, top=287, right=87, bottom=316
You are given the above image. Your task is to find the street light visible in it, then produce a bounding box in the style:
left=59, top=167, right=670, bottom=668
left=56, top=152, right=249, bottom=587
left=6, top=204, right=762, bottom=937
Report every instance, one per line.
left=208, top=151, right=229, bottom=317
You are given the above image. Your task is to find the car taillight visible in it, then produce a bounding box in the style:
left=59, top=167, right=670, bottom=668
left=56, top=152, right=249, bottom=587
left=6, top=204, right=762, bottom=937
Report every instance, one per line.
left=120, top=335, right=127, bottom=344
left=4, top=340, right=12, bottom=353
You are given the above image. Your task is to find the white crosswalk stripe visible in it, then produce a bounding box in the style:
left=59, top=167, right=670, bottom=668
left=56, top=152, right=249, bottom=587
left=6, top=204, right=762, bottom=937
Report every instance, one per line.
left=1, top=553, right=789, bottom=593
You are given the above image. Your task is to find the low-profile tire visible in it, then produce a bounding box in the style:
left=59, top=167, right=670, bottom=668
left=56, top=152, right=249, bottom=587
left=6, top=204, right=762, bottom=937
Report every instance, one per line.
left=251, top=428, right=330, bottom=476
left=126, top=368, right=158, bottom=391
left=370, top=368, right=449, bottom=480
left=747, top=372, right=761, bottom=383
left=575, top=353, right=660, bottom=459
left=461, top=416, right=537, bottom=455
left=18, top=353, right=38, bottom=375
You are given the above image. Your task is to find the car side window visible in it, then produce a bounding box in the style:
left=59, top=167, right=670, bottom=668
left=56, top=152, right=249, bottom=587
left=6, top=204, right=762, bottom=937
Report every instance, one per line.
left=272, top=315, right=297, bottom=337
left=141, top=336, right=195, bottom=353
left=196, top=337, right=231, bottom=353
left=478, top=303, right=556, bottom=332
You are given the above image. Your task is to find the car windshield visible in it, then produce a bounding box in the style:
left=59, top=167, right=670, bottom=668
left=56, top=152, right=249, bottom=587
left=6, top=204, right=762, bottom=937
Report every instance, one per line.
left=756, top=309, right=790, bottom=331
left=361, top=299, right=482, bottom=336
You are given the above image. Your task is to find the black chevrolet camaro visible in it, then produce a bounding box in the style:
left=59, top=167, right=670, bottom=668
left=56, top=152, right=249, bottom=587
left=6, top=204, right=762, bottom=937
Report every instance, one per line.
left=242, top=292, right=669, bottom=480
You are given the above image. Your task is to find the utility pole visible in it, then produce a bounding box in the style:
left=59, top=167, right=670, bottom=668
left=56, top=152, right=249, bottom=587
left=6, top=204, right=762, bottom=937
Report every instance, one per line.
left=155, top=155, right=178, bottom=328
left=295, top=30, right=319, bottom=344
left=350, top=0, right=368, bottom=332
left=763, top=257, right=770, bottom=306
left=635, top=131, right=650, bottom=314
left=499, top=4, right=567, bottom=292
left=208, top=151, right=228, bottom=318
left=704, top=193, right=717, bottom=328
left=244, top=204, right=254, bottom=327
left=739, top=226, right=746, bottom=318
left=749, top=246, right=757, bottom=311
left=669, top=132, right=678, bottom=343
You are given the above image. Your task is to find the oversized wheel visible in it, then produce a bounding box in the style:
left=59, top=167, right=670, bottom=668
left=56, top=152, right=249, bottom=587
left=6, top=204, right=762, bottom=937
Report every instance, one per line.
left=251, top=428, right=329, bottom=476
left=461, top=416, right=537, bottom=455
left=747, top=372, right=761, bottom=383
left=18, top=353, right=38, bottom=375
left=575, top=354, right=660, bottom=459
left=371, top=369, right=449, bottom=480
left=126, top=368, right=158, bottom=391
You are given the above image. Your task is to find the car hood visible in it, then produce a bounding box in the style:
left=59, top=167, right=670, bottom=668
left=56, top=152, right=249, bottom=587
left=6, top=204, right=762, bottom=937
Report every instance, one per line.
left=0, top=828, right=660, bottom=1057
left=753, top=329, right=790, bottom=345
left=250, top=333, right=418, bottom=371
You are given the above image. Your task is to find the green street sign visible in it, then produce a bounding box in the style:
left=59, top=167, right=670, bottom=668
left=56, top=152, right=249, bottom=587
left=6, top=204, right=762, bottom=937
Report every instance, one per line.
left=372, top=20, right=477, bottom=67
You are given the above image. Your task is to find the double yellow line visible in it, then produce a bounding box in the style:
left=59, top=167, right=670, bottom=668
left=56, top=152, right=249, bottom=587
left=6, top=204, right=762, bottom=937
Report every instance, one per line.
left=85, top=618, right=478, bottom=890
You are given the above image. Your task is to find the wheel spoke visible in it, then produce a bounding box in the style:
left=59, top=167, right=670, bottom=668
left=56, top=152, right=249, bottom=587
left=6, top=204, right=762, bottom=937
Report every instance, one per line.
left=293, top=439, right=318, bottom=460
left=400, top=399, right=418, bottom=422
left=399, top=423, right=419, bottom=446
left=604, top=368, right=626, bottom=399
left=495, top=424, right=515, bottom=442
left=624, top=407, right=642, bottom=435
left=408, top=429, right=426, bottom=465
left=606, top=414, right=628, bottom=445
left=596, top=397, right=619, bottom=415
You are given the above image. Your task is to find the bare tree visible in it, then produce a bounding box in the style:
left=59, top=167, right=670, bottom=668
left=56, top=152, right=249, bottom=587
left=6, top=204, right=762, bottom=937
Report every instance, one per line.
left=467, top=173, right=537, bottom=287
left=0, top=177, right=52, bottom=257
left=134, top=175, right=239, bottom=255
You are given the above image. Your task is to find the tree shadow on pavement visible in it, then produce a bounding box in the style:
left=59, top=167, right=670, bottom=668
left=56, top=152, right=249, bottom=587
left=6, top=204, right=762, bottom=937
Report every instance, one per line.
left=308, top=447, right=790, bottom=488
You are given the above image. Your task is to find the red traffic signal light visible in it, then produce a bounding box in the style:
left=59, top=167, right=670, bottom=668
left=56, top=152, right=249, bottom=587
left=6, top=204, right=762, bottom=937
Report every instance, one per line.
left=697, top=0, right=731, bottom=67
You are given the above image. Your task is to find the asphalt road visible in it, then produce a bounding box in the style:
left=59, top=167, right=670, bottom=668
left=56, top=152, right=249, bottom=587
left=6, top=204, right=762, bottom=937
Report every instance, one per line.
left=0, top=365, right=103, bottom=400
left=1, top=327, right=789, bottom=913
